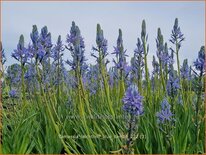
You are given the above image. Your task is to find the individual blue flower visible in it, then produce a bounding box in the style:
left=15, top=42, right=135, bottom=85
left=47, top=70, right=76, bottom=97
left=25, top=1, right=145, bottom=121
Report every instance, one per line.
left=122, top=84, right=144, bottom=116
left=9, top=89, right=18, bottom=98
left=193, top=46, right=205, bottom=73
left=157, top=98, right=173, bottom=124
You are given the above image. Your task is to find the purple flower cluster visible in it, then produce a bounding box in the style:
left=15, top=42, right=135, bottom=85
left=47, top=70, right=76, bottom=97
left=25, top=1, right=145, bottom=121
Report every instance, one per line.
left=157, top=98, right=173, bottom=124
left=166, top=68, right=180, bottom=96
left=108, top=68, right=116, bottom=87
left=51, top=35, right=64, bottom=62
left=9, top=89, right=18, bottom=98
left=122, top=84, right=144, bottom=116
left=157, top=50, right=172, bottom=68
left=156, top=28, right=164, bottom=56
left=112, top=29, right=128, bottom=72
left=66, top=21, right=86, bottom=71
left=131, top=38, right=144, bottom=80
left=152, top=56, right=159, bottom=75
left=95, top=24, right=108, bottom=55
left=12, top=35, right=32, bottom=66
left=193, top=46, right=205, bottom=73
left=83, top=65, right=99, bottom=95
left=39, top=26, right=52, bottom=48
left=7, top=64, right=21, bottom=86
left=24, top=63, right=36, bottom=80
left=91, top=24, right=109, bottom=64
left=156, top=29, right=174, bottom=70
left=30, top=25, right=39, bottom=47
left=29, top=25, right=52, bottom=63
left=180, top=59, right=190, bottom=80
left=170, top=18, right=185, bottom=50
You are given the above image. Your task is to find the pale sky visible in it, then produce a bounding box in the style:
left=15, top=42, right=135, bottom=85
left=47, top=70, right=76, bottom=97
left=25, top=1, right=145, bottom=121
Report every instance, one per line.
left=2, top=1, right=205, bottom=70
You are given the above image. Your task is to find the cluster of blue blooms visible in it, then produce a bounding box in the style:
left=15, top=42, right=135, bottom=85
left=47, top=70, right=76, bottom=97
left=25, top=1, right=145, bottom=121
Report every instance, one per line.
left=3, top=19, right=205, bottom=124
left=122, top=84, right=143, bottom=116
left=1, top=19, right=204, bottom=155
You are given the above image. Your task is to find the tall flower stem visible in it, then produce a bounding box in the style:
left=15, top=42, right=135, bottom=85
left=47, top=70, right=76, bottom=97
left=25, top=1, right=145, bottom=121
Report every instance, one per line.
left=159, top=60, right=166, bottom=93
left=37, top=65, right=72, bottom=154
left=125, top=114, right=134, bottom=154
left=137, top=64, right=142, bottom=94
left=175, top=40, right=185, bottom=104
left=122, top=84, right=143, bottom=154
left=35, top=61, right=76, bottom=154
left=12, top=35, right=28, bottom=106
left=77, top=64, right=92, bottom=117
left=57, top=53, right=60, bottom=102
left=119, top=69, right=125, bottom=101
left=20, top=64, right=26, bottom=106
left=99, top=49, right=115, bottom=116
left=170, top=18, right=185, bottom=103
left=143, top=41, right=150, bottom=94
left=141, top=20, right=151, bottom=98
left=175, top=40, right=180, bottom=77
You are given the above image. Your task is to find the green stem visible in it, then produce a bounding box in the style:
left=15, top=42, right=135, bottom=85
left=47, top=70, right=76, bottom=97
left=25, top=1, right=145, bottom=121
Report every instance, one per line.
left=99, top=49, right=115, bottom=117
left=21, top=61, right=26, bottom=106
left=137, top=58, right=142, bottom=94
left=175, top=40, right=180, bottom=77
left=143, top=40, right=151, bottom=99
left=175, top=40, right=185, bottom=104
left=126, top=114, right=134, bottom=154
left=57, top=57, right=60, bottom=103
left=195, top=71, right=203, bottom=152
left=159, top=60, right=166, bottom=94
